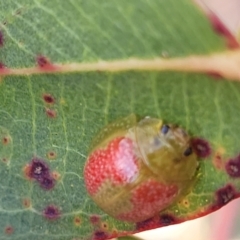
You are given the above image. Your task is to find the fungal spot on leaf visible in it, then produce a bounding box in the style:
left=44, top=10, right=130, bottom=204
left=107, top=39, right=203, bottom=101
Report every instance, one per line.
left=43, top=93, right=55, bottom=104
left=52, top=171, right=61, bottom=181
left=22, top=198, right=31, bottom=208
left=214, top=184, right=237, bottom=208
left=46, top=108, right=57, bottom=118
left=179, top=199, right=190, bottom=208
left=213, top=148, right=225, bottom=170
left=0, top=62, right=5, bottom=69
left=4, top=226, right=14, bottom=235
left=159, top=214, right=176, bottom=226
left=207, top=71, right=223, bottom=79
left=1, top=157, right=8, bottom=164
left=225, top=154, right=240, bottom=178
left=39, top=175, right=55, bottom=190
left=74, top=216, right=81, bottom=226
left=28, top=158, right=50, bottom=181
left=101, top=222, right=108, bottom=230
left=0, top=30, right=4, bottom=47
left=47, top=150, right=57, bottom=160
left=23, top=164, right=32, bottom=180
left=191, top=138, right=211, bottom=158
left=209, top=13, right=239, bottom=49
left=36, top=55, right=57, bottom=71
left=136, top=217, right=156, bottom=230
left=92, top=231, right=108, bottom=240
left=25, top=158, right=55, bottom=190
left=90, top=215, right=100, bottom=224
left=2, top=136, right=11, bottom=145
left=43, top=205, right=60, bottom=221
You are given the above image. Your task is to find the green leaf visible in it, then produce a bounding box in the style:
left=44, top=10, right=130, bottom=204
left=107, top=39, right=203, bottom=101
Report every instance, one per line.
left=0, top=1, right=239, bottom=240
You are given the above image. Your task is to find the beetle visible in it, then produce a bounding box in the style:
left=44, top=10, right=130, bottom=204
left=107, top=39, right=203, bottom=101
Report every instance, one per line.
left=84, top=114, right=199, bottom=222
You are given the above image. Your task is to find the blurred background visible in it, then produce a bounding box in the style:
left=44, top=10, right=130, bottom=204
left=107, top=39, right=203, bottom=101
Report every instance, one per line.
left=133, top=0, right=240, bottom=239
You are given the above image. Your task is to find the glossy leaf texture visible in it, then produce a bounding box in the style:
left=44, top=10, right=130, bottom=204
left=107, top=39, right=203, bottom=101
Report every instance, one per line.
left=0, top=0, right=240, bottom=240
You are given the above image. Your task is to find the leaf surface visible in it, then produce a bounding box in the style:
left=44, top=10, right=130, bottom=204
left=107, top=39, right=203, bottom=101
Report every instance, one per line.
left=0, top=1, right=240, bottom=240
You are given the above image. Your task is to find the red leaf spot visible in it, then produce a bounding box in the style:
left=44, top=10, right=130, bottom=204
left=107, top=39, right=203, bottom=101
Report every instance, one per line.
left=51, top=171, right=61, bottom=181
left=22, top=198, right=31, bottom=208
left=74, top=216, right=81, bottom=226
left=2, top=136, right=10, bottom=145
left=213, top=149, right=225, bottom=170
left=23, top=164, right=32, bottom=180
left=46, top=108, right=57, bottom=118
left=39, top=175, right=55, bottom=190
left=2, top=158, right=8, bottom=163
left=4, top=226, right=14, bottom=235
left=159, top=214, right=176, bottom=226
left=136, top=217, right=157, bottom=230
left=28, top=158, right=50, bottom=181
left=92, top=231, right=108, bottom=240
left=43, top=94, right=55, bottom=104
left=101, top=222, right=108, bottom=230
left=206, top=71, right=223, bottom=79
left=43, top=205, right=60, bottom=220
left=0, top=30, right=4, bottom=47
left=47, top=150, right=57, bottom=160
left=225, top=154, right=240, bottom=178
left=0, top=62, right=5, bottom=69
left=179, top=198, right=190, bottom=208
left=84, top=137, right=139, bottom=195
left=191, top=138, right=211, bottom=158
left=36, top=55, right=58, bottom=71
left=90, top=215, right=101, bottom=224
left=24, top=158, right=56, bottom=190
left=209, top=13, right=239, bottom=49
left=214, top=184, right=237, bottom=209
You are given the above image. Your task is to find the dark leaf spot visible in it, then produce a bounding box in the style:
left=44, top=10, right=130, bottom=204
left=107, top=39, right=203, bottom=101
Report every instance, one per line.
left=215, top=184, right=236, bottom=207
left=90, top=215, right=100, bottom=224
left=5, top=226, right=14, bottom=235
left=36, top=55, right=57, bottom=71
left=136, top=217, right=156, bottom=230
left=36, top=55, right=51, bottom=67
left=101, top=222, right=108, bottom=230
left=209, top=13, right=239, bottom=49
left=43, top=94, right=55, bottom=104
left=22, top=198, right=31, bottom=208
left=225, top=154, right=240, bottom=177
left=93, top=231, right=108, bottom=240
left=28, top=158, right=50, bottom=181
left=159, top=214, right=176, bottom=226
left=0, top=30, right=4, bottom=47
left=74, top=216, right=81, bottom=226
left=191, top=138, right=211, bottom=158
left=39, top=176, right=55, bottom=190
left=0, top=62, right=5, bottom=69
left=46, top=108, right=57, bottom=118
left=2, top=136, right=10, bottom=145
left=2, top=158, right=8, bottom=163
left=52, top=171, right=61, bottom=181
left=207, top=71, right=223, bottom=79
left=47, top=150, right=57, bottom=160
left=43, top=205, right=60, bottom=220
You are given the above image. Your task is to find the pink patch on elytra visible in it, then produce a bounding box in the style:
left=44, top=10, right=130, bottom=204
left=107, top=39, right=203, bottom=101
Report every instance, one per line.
left=84, top=137, right=139, bottom=195
left=118, top=179, right=178, bottom=222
